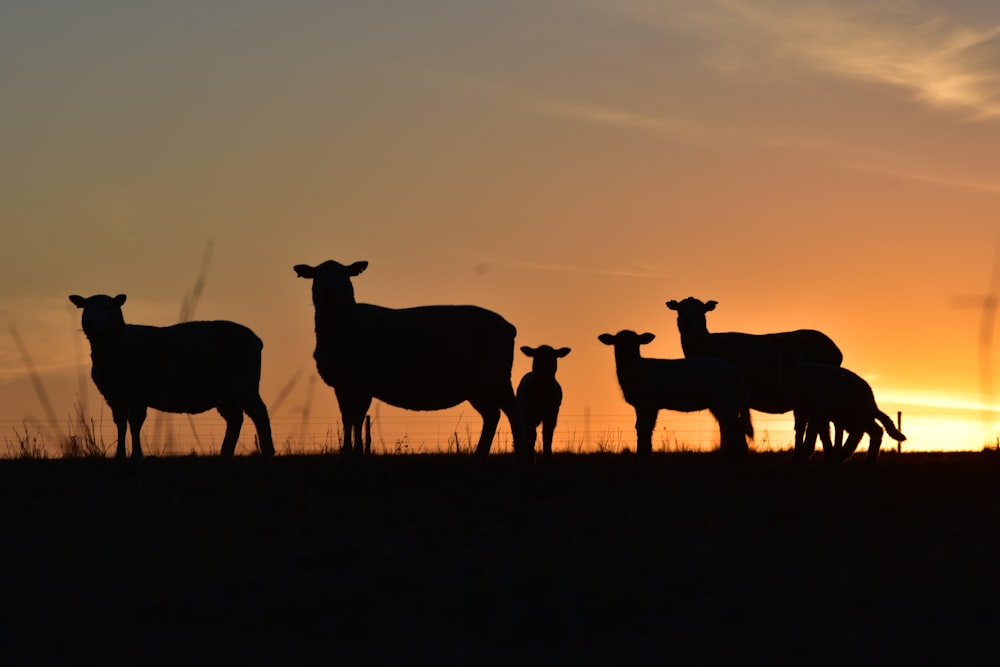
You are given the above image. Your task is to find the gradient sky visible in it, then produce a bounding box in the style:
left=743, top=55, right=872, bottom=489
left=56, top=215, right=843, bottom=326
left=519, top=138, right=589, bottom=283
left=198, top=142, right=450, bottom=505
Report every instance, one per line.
left=2, top=0, right=999, bottom=454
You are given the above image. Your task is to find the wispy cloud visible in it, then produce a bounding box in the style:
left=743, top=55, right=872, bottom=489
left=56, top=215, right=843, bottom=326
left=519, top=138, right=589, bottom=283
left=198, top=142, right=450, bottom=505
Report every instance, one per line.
left=424, top=67, right=700, bottom=139
left=671, top=0, right=1000, bottom=119
left=529, top=97, right=696, bottom=137
left=509, top=259, right=664, bottom=279
left=879, top=388, right=1000, bottom=415
left=843, top=160, right=1000, bottom=195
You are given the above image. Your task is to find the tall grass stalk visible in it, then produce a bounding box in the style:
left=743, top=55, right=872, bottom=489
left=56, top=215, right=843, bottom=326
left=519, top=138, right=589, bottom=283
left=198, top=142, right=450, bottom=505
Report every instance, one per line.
left=7, top=421, right=47, bottom=459
left=61, top=401, right=109, bottom=458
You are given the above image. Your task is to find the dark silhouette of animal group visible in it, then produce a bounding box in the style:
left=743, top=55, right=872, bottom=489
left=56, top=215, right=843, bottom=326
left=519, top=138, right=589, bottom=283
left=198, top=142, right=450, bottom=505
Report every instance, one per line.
left=70, top=259, right=905, bottom=463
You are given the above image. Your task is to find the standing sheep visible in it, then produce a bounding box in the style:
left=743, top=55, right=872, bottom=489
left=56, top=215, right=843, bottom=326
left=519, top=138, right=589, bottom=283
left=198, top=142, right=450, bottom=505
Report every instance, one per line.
left=293, top=260, right=530, bottom=459
left=790, top=362, right=905, bottom=464
left=516, top=344, right=570, bottom=461
left=69, top=294, right=275, bottom=459
left=598, top=330, right=753, bottom=460
left=666, top=297, right=842, bottom=450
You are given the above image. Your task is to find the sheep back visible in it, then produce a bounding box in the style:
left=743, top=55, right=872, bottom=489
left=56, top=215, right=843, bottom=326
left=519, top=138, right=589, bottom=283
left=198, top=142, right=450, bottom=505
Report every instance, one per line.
left=791, top=363, right=877, bottom=430
left=618, top=357, right=748, bottom=413
left=684, top=331, right=839, bottom=413
left=313, top=302, right=517, bottom=411
left=92, top=321, right=265, bottom=415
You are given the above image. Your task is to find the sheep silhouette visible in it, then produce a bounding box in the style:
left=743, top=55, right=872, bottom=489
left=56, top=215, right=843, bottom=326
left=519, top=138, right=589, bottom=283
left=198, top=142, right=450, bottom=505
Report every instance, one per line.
left=666, top=297, right=843, bottom=451
left=69, top=294, right=275, bottom=459
left=293, top=260, right=530, bottom=459
left=516, top=345, right=570, bottom=461
left=789, top=362, right=905, bottom=464
left=598, top=330, right=753, bottom=461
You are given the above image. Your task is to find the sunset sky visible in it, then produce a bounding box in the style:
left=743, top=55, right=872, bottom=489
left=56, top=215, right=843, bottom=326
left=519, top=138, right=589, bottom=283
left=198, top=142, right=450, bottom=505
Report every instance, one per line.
left=2, top=0, right=999, bottom=455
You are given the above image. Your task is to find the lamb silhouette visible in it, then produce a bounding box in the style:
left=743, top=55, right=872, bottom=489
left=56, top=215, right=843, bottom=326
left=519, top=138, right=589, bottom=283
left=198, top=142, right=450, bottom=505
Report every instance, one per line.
left=293, top=260, right=530, bottom=459
left=69, top=294, right=275, bottom=459
left=598, top=330, right=752, bottom=461
left=789, top=362, right=905, bottom=464
left=516, top=344, right=570, bottom=461
left=666, top=297, right=842, bottom=452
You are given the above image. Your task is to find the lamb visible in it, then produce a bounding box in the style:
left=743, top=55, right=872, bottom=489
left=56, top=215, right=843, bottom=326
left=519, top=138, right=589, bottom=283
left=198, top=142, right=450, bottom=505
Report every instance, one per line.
left=666, top=297, right=843, bottom=450
left=516, top=345, right=570, bottom=462
left=293, top=260, right=530, bottom=459
left=69, top=294, right=275, bottom=459
left=598, top=330, right=753, bottom=460
left=789, top=362, right=906, bottom=464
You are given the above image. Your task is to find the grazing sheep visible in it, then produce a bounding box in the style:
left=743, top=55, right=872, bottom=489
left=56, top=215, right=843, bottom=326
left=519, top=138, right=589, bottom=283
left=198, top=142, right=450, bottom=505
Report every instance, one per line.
left=598, top=330, right=753, bottom=460
left=516, top=345, right=571, bottom=461
left=666, top=297, right=843, bottom=450
left=789, top=362, right=906, bottom=464
left=69, top=294, right=275, bottom=460
left=293, top=260, right=530, bottom=459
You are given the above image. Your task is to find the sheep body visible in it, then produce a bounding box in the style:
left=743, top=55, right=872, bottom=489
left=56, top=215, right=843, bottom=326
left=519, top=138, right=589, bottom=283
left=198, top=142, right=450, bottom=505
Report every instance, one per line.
left=599, top=330, right=753, bottom=460
left=666, top=297, right=842, bottom=450
left=294, top=260, right=529, bottom=458
left=516, top=345, right=570, bottom=461
left=790, top=362, right=905, bottom=464
left=69, top=294, right=275, bottom=459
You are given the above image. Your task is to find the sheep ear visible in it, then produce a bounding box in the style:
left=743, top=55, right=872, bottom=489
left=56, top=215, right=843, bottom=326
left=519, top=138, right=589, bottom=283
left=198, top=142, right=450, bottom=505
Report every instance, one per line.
left=704, top=300, right=717, bottom=311
left=520, top=346, right=535, bottom=357
left=666, top=300, right=679, bottom=310
left=639, top=332, right=656, bottom=345
left=114, top=294, right=127, bottom=306
left=598, top=333, right=615, bottom=346
left=69, top=295, right=87, bottom=308
left=556, top=347, right=571, bottom=358
left=293, top=264, right=315, bottom=279
left=347, top=261, right=368, bottom=276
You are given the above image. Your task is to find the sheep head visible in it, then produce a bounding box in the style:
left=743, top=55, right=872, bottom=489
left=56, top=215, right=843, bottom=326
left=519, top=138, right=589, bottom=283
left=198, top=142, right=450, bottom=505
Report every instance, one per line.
left=666, top=297, right=717, bottom=335
left=598, top=330, right=655, bottom=353
left=69, top=294, right=127, bottom=338
left=520, top=345, right=571, bottom=377
left=294, top=260, right=368, bottom=311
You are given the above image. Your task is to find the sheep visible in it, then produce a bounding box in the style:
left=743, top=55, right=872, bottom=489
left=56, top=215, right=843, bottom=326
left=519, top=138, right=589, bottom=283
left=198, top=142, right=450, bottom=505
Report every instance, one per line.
left=598, top=330, right=753, bottom=460
left=516, top=345, right=570, bottom=461
left=666, top=297, right=843, bottom=451
left=293, top=260, right=530, bottom=459
left=69, top=293, right=275, bottom=460
left=789, top=362, right=906, bottom=464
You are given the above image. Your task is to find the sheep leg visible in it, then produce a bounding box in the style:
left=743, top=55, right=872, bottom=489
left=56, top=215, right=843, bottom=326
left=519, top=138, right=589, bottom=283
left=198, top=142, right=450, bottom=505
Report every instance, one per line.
left=634, top=409, right=656, bottom=457
left=816, top=422, right=837, bottom=460
left=839, top=430, right=865, bottom=461
left=863, top=424, right=883, bottom=464
left=715, top=413, right=747, bottom=462
left=791, top=410, right=811, bottom=463
left=127, top=406, right=147, bottom=460
left=471, top=402, right=501, bottom=458
left=244, top=395, right=275, bottom=457
left=218, top=405, right=244, bottom=457
left=112, top=406, right=129, bottom=460
left=499, top=390, right=530, bottom=460
left=712, top=409, right=731, bottom=457
left=797, top=420, right=821, bottom=463
left=334, top=390, right=371, bottom=456
left=541, top=419, right=555, bottom=461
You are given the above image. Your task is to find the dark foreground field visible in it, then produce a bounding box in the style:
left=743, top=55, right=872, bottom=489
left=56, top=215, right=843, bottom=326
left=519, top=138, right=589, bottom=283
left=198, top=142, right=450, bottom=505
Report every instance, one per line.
left=2, top=451, right=1000, bottom=664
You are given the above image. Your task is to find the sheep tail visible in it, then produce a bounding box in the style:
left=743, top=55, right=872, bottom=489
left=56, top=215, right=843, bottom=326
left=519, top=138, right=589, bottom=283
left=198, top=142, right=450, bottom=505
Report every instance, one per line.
left=876, top=410, right=906, bottom=442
